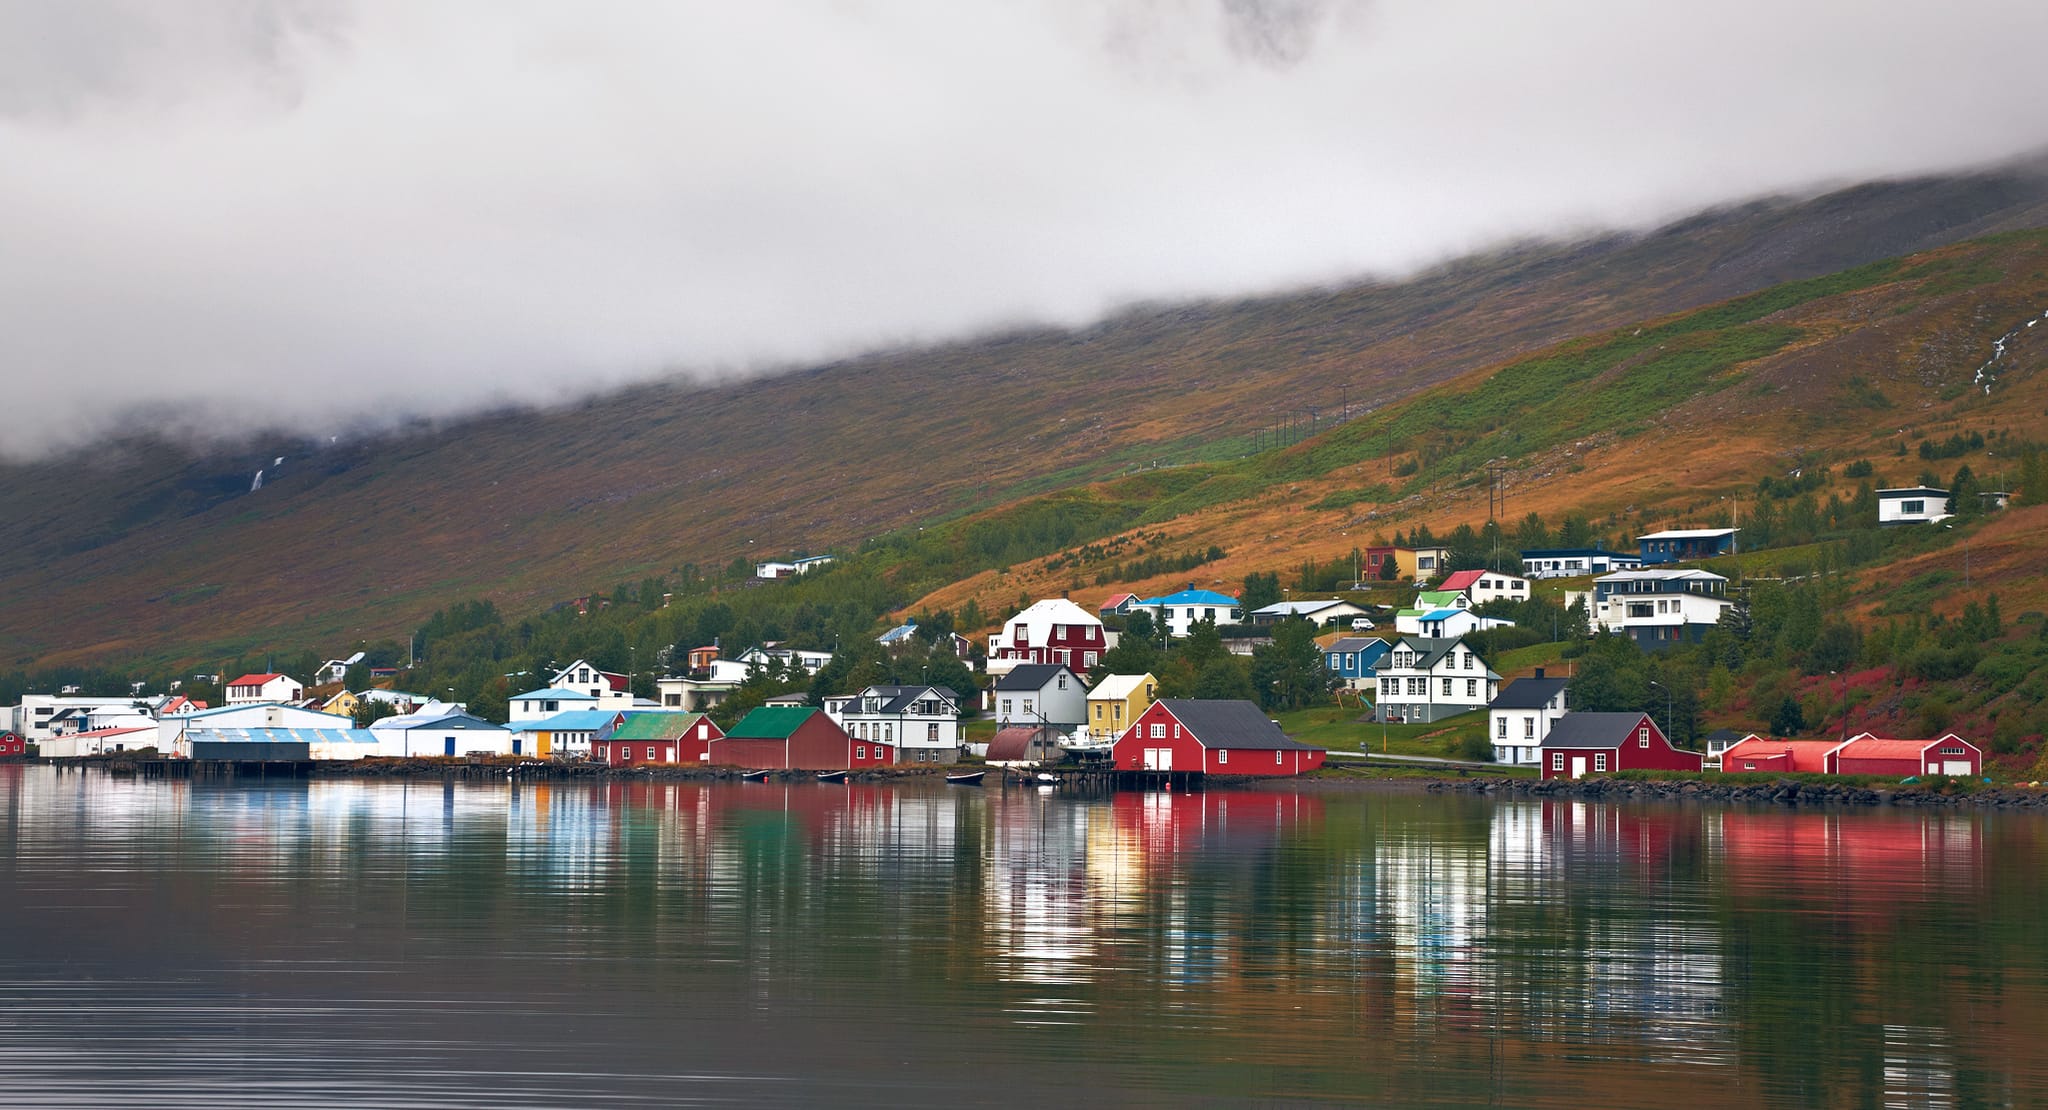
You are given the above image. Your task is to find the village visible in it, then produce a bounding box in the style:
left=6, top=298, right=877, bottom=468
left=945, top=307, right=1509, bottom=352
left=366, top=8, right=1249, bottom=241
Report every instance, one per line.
left=1, top=496, right=1992, bottom=787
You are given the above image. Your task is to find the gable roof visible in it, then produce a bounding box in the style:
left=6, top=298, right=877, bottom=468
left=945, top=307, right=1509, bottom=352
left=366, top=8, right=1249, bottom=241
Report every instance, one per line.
left=1414, top=590, right=1465, bottom=608
left=1088, top=673, right=1156, bottom=700
left=1249, top=598, right=1356, bottom=618
left=724, top=706, right=820, bottom=740
left=1000, top=598, right=1103, bottom=644
left=396, top=712, right=505, bottom=732
left=1541, top=712, right=1658, bottom=749
left=509, top=710, right=619, bottom=733
left=1637, top=528, right=1739, bottom=541
left=1388, top=636, right=1468, bottom=671
left=606, top=712, right=711, bottom=740
left=1837, top=733, right=1977, bottom=758
left=1326, top=637, right=1390, bottom=658
left=1098, top=592, right=1139, bottom=610
left=1720, top=736, right=1843, bottom=772
left=1437, top=570, right=1485, bottom=591
left=835, top=685, right=962, bottom=715
left=1156, top=699, right=1325, bottom=751
left=1142, top=589, right=1239, bottom=607
left=1488, top=677, right=1568, bottom=710
left=511, top=687, right=597, bottom=703
left=227, top=673, right=290, bottom=687
left=1877, top=486, right=1950, bottom=498
left=993, top=664, right=1076, bottom=691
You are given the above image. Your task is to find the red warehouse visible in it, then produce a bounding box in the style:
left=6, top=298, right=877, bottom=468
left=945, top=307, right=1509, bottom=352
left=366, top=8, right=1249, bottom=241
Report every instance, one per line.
left=594, top=711, right=725, bottom=766
left=1718, top=736, right=1843, bottom=774
left=1539, top=712, right=1702, bottom=780
left=706, top=707, right=892, bottom=771
left=1111, top=699, right=1326, bottom=777
left=1830, top=732, right=1981, bottom=777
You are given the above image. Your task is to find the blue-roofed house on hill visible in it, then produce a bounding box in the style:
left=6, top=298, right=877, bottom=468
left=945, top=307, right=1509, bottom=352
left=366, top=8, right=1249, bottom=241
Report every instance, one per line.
left=1636, top=528, right=1739, bottom=564
left=1137, top=589, right=1242, bottom=638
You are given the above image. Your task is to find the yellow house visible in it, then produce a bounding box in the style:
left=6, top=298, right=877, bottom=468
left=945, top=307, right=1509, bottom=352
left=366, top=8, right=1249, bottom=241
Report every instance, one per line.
left=1087, top=672, right=1158, bottom=744
left=320, top=690, right=361, bottom=719
left=1395, top=546, right=1452, bottom=583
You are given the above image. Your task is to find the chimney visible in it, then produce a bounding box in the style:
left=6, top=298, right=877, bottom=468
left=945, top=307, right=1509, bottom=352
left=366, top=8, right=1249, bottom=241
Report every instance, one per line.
left=1534, top=667, right=1546, bottom=680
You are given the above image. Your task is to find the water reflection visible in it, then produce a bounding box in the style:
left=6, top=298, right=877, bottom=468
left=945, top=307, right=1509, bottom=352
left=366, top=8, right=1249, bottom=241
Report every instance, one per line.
left=0, top=764, right=2042, bottom=1107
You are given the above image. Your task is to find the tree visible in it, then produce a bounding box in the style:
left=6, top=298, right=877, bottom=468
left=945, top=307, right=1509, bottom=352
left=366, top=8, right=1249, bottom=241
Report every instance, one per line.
left=1180, top=619, right=1226, bottom=671
left=1514, top=511, right=1552, bottom=552
left=1805, top=620, right=1861, bottom=675
left=1096, top=625, right=1161, bottom=677
left=1950, top=463, right=1983, bottom=518
left=1249, top=617, right=1335, bottom=711
left=1769, top=695, right=1806, bottom=737
left=353, top=699, right=403, bottom=729
left=1556, top=512, right=1596, bottom=549
left=1378, top=553, right=1401, bottom=581
left=1192, top=656, right=1255, bottom=701
left=1240, top=571, right=1282, bottom=612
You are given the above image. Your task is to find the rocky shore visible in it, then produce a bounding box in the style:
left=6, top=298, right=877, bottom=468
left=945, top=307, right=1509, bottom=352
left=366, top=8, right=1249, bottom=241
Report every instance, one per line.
left=1423, top=774, right=2048, bottom=810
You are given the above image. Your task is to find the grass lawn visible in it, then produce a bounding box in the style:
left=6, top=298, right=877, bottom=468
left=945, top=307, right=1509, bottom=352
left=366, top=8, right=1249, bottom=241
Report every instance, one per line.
left=1272, top=704, right=1494, bottom=761
left=1492, top=640, right=1571, bottom=676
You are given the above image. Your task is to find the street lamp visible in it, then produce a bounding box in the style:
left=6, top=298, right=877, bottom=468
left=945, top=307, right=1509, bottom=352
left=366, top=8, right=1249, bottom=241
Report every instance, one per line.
left=1646, top=678, right=1674, bottom=741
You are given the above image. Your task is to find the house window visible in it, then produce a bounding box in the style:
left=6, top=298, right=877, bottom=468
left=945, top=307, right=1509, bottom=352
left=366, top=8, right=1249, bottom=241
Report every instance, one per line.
left=1497, top=717, right=1507, bottom=738
left=1022, top=699, right=1033, bottom=715
left=1551, top=752, right=1564, bottom=770
left=1084, top=653, right=1097, bottom=667
left=1057, top=675, right=1068, bottom=690
left=1150, top=723, right=1166, bottom=739
left=1094, top=704, right=1104, bottom=720
left=1940, top=746, right=1966, bottom=756
left=928, top=723, right=939, bottom=741
left=1524, top=718, right=1535, bottom=739
left=1172, top=724, right=1181, bottom=739
left=1464, top=653, right=1473, bottom=670
left=1902, top=499, right=1924, bottom=514
left=1441, top=678, right=1452, bottom=697
left=856, top=745, right=866, bottom=759
left=1594, top=753, right=1608, bottom=772
left=1001, top=699, right=1013, bottom=716
left=884, top=724, right=893, bottom=742
left=1639, top=726, right=1651, bottom=748
left=1219, top=750, right=1228, bottom=764
left=698, top=723, right=708, bottom=738
left=1275, top=751, right=1283, bottom=765
left=1466, top=679, right=1477, bottom=698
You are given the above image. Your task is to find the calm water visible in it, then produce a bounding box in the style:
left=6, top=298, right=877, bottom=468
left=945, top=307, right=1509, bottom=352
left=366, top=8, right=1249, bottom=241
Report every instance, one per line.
left=0, top=766, right=2044, bottom=1107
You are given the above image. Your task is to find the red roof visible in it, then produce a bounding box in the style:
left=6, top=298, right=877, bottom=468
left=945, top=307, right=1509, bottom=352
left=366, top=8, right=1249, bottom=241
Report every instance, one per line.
left=1438, top=570, right=1485, bottom=591
left=603, top=672, right=630, bottom=692
left=1099, top=592, right=1138, bottom=609
left=227, top=673, right=287, bottom=687
left=1837, top=736, right=1942, bottom=760
left=65, top=726, right=155, bottom=739
left=1721, top=737, right=1841, bottom=773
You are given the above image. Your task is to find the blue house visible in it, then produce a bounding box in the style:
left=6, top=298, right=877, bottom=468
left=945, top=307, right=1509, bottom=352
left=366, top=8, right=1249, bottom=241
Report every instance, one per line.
left=1636, top=528, right=1739, bottom=565
left=1138, top=589, right=1243, bottom=638
left=1325, top=636, right=1391, bottom=692
left=1520, top=548, right=1643, bottom=579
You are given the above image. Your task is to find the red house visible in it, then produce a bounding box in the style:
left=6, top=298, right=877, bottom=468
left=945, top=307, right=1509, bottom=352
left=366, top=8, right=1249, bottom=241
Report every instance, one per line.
left=987, top=598, right=1109, bottom=676
left=0, top=731, right=24, bottom=758
left=706, top=707, right=891, bottom=771
left=593, top=711, right=725, bottom=766
left=1718, top=735, right=1843, bottom=774
left=1111, top=699, right=1326, bottom=777
left=1538, top=712, right=1702, bottom=779
left=1831, top=732, right=1981, bottom=777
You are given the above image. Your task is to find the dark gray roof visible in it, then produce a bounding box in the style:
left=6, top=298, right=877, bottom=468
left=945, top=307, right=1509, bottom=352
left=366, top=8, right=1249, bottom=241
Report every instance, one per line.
left=1156, top=699, right=1325, bottom=751
left=1488, top=677, right=1568, bottom=710
left=1327, top=637, right=1387, bottom=655
left=992, top=664, right=1074, bottom=692
left=1541, top=712, right=1654, bottom=749
left=1395, top=636, right=1464, bottom=671
left=841, top=684, right=962, bottom=714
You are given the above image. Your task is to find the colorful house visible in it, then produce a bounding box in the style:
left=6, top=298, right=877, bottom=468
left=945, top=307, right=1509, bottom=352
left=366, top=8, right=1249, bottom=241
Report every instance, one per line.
left=1373, top=636, right=1498, bottom=724
left=1636, top=527, right=1739, bottom=564
left=707, top=707, right=891, bottom=770
left=1098, top=592, right=1143, bottom=618
left=1136, top=589, right=1243, bottom=638
left=1832, top=732, right=1982, bottom=777
left=821, top=684, right=965, bottom=764
left=1538, top=712, right=1702, bottom=780
left=0, top=731, right=23, bottom=757
left=1487, top=669, right=1569, bottom=766
left=1324, top=637, right=1391, bottom=691
left=1110, top=699, right=1326, bottom=776
left=319, top=690, right=362, bottom=719
left=508, top=709, right=621, bottom=759
left=986, top=598, right=1111, bottom=676
left=1437, top=569, right=1532, bottom=606
left=224, top=673, right=305, bottom=705
left=594, top=711, right=724, bottom=766
left=1085, top=673, right=1158, bottom=745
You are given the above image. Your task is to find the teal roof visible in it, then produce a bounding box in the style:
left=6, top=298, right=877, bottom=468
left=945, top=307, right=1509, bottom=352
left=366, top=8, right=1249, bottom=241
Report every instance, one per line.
left=512, top=710, right=616, bottom=733
left=726, top=706, right=818, bottom=740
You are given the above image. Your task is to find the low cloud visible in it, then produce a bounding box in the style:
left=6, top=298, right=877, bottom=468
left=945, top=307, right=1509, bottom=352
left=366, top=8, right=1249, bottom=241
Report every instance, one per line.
left=4, top=0, right=2047, bottom=457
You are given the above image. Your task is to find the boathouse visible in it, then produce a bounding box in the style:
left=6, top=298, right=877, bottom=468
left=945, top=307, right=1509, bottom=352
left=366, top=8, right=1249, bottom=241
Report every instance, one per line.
left=1831, top=732, right=1981, bottom=777
left=707, top=707, right=891, bottom=770
left=595, top=711, right=723, bottom=766
left=1111, top=699, right=1326, bottom=777
left=1538, top=712, right=1702, bottom=780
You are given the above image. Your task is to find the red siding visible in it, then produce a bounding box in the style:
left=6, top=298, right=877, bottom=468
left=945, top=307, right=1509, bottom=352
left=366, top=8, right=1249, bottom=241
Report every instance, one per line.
left=597, top=739, right=676, bottom=766
left=0, top=732, right=23, bottom=757
left=709, top=715, right=889, bottom=770
left=1540, top=715, right=1702, bottom=779
left=1109, top=703, right=1323, bottom=777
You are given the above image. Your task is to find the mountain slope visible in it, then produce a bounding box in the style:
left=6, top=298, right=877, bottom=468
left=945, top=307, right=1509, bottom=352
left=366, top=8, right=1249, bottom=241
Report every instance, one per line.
left=4, top=164, right=2048, bottom=667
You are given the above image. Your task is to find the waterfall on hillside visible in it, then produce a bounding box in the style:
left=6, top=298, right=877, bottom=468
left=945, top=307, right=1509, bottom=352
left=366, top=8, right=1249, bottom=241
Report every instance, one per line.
left=1973, top=308, right=2048, bottom=394
left=250, top=469, right=264, bottom=491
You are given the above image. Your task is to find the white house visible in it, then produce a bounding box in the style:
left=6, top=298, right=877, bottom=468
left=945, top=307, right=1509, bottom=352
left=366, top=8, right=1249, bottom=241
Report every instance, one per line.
left=734, top=645, right=834, bottom=676
left=1877, top=486, right=1952, bottom=526
left=821, top=684, right=965, bottom=764
left=315, top=652, right=366, bottom=685
left=369, top=710, right=514, bottom=758
left=987, top=664, right=1087, bottom=729
left=1415, top=610, right=1515, bottom=640
left=156, top=703, right=345, bottom=752
left=1136, top=589, right=1243, bottom=638
left=224, top=673, right=305, bottom=706
left=1438, top=569, right=1532, bottom=607
left=1247, top=598, right=1373, bottom=628
left=755, top=554, right=835, bottom=579
left=1520, top=548, right=1643, bottom=580
left=40, top=725, right=157, bottom=759
left=986, top=598, right=1112, bottom=677
left=548, top=660, right=634, bottom=710
left=509, top=687, right=598, bottom=722
left=1588, top=569, right=1733, bottom=649
left=1487, top=670, right=1569, bottom=766
left=1373, top=636, right=1499, bottom=724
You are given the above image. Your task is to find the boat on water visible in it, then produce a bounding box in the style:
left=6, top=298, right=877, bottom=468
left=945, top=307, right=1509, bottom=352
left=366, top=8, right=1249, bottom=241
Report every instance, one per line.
left=944, top=770, right=986, bottom=785
left=741, top=769, right=772, bottom=782
left=817, top=770, right=851, bottom=784
left=1033, top=771, right=1060, bottom=785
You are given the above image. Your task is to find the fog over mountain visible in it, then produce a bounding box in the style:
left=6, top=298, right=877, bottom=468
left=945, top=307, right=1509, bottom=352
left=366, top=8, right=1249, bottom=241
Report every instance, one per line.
left=4, top=0, right=2048, bottom=458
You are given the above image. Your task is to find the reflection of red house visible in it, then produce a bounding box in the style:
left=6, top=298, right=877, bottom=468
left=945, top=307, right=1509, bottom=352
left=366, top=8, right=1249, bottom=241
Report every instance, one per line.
left=707, top=707, right=890, bottom=770
left=1718, top=810, right=1982, bottom=900
left=1111, top=700, right=1326, bottom=776
left=1718, top=735, right=1842, bottom=774
left=1110, top=789, right=1324, bottom=855
left=0, top=731, right=23, bottom=757
left=1538, top=712, right=1701, bottom=779
left=1832, top=732, right=1982, bottom=777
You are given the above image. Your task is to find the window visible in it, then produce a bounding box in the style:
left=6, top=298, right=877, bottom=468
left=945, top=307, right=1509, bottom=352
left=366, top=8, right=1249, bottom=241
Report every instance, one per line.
left=1218, top=750, right=1228, bottom=764
left=1594, top=753, right=1607, bottom=772
left=1902, top=499, right=1924, bottom=514
left=1464, top=653, right=1473, bottom=670
left=855, top=745, right=866, bottom=760
left=1551, top=752, right=1564, bottom=770
left=1150, top=723, right=1167, bottom=739
left=1057, top=675, right=1068, bottom=690
left=1940, top=746, right=1966, bottom=756
left=1639, top=726, right=1651, bottom=748
left=1001, top=699, right=1013, bottom=716
left=1329, top=654, right=1341, bottom=668
left=884, top=724, right=893, bottom=742
left=1022, top=699, right=1034, bottom=715
left=1275, top=751, right=1284, bottom=765
left=1094, top=704, right=1104, bottom=720
left=697, top=722, right=708, bottom=738
left=1441, top=678, right=1452, bottom=697
left=1084, top=653, right=1097, bottom=667
left=928, top=723, right=940, bottom=741
left=1497, top=717, right=1507, bottom=738
left=1172, top=724, right=1181, bottom=739
left=1524, top=718, right=1535, bottom=739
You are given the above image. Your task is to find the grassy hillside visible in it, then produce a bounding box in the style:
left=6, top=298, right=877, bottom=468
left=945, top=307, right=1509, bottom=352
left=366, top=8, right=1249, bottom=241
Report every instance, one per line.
left=3, top=167, right=2048, bottom=668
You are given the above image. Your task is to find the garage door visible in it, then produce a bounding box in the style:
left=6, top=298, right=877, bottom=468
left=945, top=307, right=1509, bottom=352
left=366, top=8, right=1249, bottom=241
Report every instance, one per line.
left=1942, top=760, right=1972, bottom=776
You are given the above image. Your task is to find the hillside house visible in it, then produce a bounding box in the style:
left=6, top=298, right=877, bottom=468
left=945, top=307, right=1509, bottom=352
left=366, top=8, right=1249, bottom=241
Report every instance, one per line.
left=987, top=598, right=1111, bottom=676
left=1247, top=598, right=1372, bottom=628
left=754, top=554, right=835, bottom=579
left=822, top=684, right=964, bottom=764
left=224, top=673, right=305, bottom=706
left=1877, top=486, right=1952, bottom=526
left=319, top=690, right=361, bottom=719
left=594, top=711, right=723, bottom=766
left=1538, top=712, right=1702, bottom=779
left=1401, top=547, right=1452, bottom=583
left=988, top=664, right=1087, bottom=729
left=1138, top=589, right=1243, bottom=638
left=1520, top=548, right=1642, bottom=579
left=876, top=621, right=973, bottom=660
left=707, top=706, right=888, bottom=770
left=1098, top=592, right=1143, bottom=618
left=1085, top=673, right=1158, bottom=745
left=1487, top=669, right=1569, bottom=766
left=548, top=659, right=634, bottom=710
left=1417, top=609, right=1514, bottom=640
left=1373, top=636, right=1499, bottom=724
left=1636, top=527, right=1739, bottom=564
left=735, top=644, right=835, bottom=676
left=1111, top=699, right=1326, bottom=777
left=1588, top=569, right=1732, bottom=649
left=314, top=652, right=365, bottom=685
left=1325, top=637, right=1391, bottom=691
left=1438, top=569, right=1531, bottom=606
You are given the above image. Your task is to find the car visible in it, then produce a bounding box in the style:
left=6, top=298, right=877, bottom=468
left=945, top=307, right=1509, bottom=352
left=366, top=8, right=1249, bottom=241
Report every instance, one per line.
left=1350, top=617, right=1375, bottom=630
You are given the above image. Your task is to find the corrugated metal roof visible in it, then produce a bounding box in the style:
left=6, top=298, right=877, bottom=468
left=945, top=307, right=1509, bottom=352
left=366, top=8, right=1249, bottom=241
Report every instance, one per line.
left=725, top=706, right=817, bottom=739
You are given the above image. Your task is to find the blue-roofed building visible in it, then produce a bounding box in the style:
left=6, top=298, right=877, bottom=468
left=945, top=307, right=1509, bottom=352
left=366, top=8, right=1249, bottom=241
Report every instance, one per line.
left=1636, top=528, right=1739, bottom=565
left=1325, top=637, right=1391, bottom=692
left=1137, top=589, right=1243, bottom=638
left=506, top=709, right=621, bottom=759
left=508, top=687, right=598, bottom=723
left=1520, top=548, right=1643, bottom=579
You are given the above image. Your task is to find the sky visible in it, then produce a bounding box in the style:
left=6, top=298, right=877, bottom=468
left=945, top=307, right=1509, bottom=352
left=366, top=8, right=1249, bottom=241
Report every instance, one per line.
left=5, top=0, right=2048, bottom=459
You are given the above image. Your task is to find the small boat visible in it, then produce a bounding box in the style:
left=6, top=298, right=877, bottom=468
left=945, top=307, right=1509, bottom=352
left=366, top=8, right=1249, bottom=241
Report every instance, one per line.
left=741, top=769, right=772, bottom=782
left=1033, top=771, right=1059, bottom=784
left=817, top=770, right=851, bottom=784
left=945, top=769, right=986, bottom=785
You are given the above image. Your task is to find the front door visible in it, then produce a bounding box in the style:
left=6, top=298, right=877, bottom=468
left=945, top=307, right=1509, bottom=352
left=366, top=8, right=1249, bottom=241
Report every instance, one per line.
left=512, top=739, right=522, bottom=755
left=1571, top=756, right=1587, bottom=780
left=444, top=737, right=456, bottom=757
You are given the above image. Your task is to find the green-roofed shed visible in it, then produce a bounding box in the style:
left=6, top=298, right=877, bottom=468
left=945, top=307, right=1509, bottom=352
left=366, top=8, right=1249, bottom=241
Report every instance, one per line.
left=594, top=711, right=724, bottom=767
left=708, top=706, right=890, bottom=771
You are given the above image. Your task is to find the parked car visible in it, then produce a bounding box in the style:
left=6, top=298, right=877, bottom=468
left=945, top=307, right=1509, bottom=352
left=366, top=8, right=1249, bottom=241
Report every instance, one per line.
left=1350, top=617, right=1375, bottom=630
